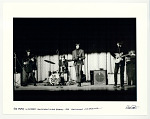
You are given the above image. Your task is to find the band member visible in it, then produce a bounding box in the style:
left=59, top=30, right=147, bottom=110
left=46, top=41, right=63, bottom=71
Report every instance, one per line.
left=22, top=49, right=37, bottom=86
left=126, top=50, right=136, bottom=85
left=72, top=43, right=85, bottom=87
left=113, top=42, right=126, bottom=88
left=59, top=55, right=69, bottom=85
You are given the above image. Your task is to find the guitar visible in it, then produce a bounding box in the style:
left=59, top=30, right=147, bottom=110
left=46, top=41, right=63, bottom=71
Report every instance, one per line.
left=75, top=55, right=82, bottom=61
left=23, top=57, right=34, bottom=65
left=115, top=53, right=129, bottom=63
left=73, top=55, right=85, bottom=65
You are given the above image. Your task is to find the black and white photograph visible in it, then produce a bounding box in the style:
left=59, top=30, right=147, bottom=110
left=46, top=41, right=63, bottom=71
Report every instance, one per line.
left=13, top=18, right=137, bottom=101
left=2, top=2, right=148, bottom=117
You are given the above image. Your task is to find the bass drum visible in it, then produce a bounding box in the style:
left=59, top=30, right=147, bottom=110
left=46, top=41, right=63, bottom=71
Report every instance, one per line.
left=49, top=73, right=60, bottom=85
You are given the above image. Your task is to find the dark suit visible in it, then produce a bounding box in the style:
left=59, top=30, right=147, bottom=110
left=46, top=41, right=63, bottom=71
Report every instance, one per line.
left=22, top=54, right=37, bottom=86
left=126, top=55, right=136, bottom=85
left=112, top=46, right=126, bottom=87
left=72, top=49, right=85, bottom=84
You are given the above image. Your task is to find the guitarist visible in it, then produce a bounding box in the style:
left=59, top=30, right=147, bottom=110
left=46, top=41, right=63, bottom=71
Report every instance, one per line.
left=72, top=43, right=85, bottom=87
left=22, top=49, right=37, bottom=86
left=113, top=42, right=126, bottom=89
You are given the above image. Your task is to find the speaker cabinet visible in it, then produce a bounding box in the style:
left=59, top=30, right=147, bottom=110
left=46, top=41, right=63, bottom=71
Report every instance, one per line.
left=14, top=73, right=21, bottom=87
left=90, top=70, right=108, bottom=85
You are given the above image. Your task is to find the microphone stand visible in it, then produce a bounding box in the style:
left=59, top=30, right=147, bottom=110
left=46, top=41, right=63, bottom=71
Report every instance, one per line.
left=56, top=49, right=60, bottom=73
left=118, top=45, right=121, bottom=67
left=14, top=53, right=19, bottom=88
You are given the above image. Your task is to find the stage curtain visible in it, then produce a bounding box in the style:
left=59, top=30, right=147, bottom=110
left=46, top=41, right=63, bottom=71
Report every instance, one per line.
left=37, top=52, right=117, bottom=82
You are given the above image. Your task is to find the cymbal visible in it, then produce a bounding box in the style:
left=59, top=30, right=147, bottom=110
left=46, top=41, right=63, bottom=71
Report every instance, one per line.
left=44, top=60, right=55, bottom=64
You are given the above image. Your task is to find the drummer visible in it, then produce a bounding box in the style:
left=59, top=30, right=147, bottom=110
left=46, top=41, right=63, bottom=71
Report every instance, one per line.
left=59, top=55, right=69, bottom=85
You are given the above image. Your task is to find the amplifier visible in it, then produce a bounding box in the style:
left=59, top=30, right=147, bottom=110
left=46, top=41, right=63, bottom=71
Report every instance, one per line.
left=90, top=70, right=108, bottom=85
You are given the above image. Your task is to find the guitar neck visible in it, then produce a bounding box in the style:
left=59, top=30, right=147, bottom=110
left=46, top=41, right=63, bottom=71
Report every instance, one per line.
left=121, top=54, right=129, bottom=57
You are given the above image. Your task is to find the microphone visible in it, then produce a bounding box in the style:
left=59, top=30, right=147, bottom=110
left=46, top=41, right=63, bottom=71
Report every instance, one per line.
left=14, top=52, right=16, bottom=58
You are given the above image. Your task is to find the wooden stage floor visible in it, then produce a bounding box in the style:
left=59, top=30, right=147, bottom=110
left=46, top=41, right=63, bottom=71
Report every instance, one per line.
left=14, top=82, right=137, bottom=101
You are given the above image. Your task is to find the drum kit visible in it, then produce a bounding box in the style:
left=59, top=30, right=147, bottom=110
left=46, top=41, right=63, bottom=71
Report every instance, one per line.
left=44, top=59, right=74, bottom=86
left=48, top=71, right=60, bottom=86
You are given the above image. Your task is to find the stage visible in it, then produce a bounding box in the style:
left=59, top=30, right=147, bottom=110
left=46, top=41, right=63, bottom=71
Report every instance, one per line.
left=14, top=82, right=136, bottom=101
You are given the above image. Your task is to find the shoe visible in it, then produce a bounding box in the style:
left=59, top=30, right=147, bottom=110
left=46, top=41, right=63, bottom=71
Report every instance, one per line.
left=22, top=84, right=27, bottom=86
left=77, top=83, right=81, bottom=87
left=34, top=84, right=37, bottom=86
left=121, top=86, right=124, bottom=89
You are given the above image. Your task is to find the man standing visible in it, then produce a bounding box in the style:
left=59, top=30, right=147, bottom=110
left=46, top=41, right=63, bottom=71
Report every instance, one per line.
left=72, top=43, right=85, bottom=87
left=126, top=50, right=136, bottom=86
left=113, top=42, right=126, bottom=89
left=22, top=49, right=37, bottom=86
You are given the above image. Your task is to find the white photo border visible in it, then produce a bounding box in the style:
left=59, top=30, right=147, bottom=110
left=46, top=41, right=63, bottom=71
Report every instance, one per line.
left=1, top=1, right=149, bottom=118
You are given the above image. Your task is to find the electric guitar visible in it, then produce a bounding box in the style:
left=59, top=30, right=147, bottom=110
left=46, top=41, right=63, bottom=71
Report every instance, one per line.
left=23, top=57, right=35, bottom=67
left=73, top=55, right=85, bottom=65
left=115, top=53, right=129, bottom=63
